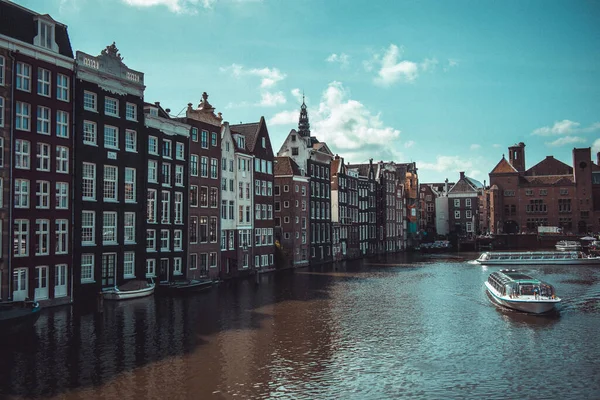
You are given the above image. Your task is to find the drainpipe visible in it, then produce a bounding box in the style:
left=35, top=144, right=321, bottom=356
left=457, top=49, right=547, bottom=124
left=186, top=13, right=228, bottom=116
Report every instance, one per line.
left=70, top=63, right=76, bottom=304
left=7, top=50, right=16, bottom=300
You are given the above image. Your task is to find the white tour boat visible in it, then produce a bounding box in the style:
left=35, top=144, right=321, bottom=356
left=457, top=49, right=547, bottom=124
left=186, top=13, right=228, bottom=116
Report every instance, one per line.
left=485, top=269, right=561, bottom=314
left=555, top=240, right=582, bottom=251
left=475, top=251, right=600, bottom=265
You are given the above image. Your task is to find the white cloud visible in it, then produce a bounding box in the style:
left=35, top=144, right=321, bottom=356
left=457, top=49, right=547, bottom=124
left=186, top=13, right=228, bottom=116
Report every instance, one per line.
left=326, top=53, right=350, bottom=67
left=404, top=140, right=415, bottom=148
left=443, top=58, right=459, bottom=71
left=592, top=138, right=600, bottom=156
left=420, top=58, right=438, bottom=72
left=418, top=155, right=488, bottom=183
left=259, top=91, right=286, bottom=107
left=270, top=81, right=403, bottom=162
left=532, top=119, right=600, bottom=136
left=545, top=136, right=587, bottom=147
left=220, top=63, right=287, bottom=107
left=122, top=0, right=209, bottom=13
left=373, top=44, right=419, bottom=86
left=470, top=144, right=481, bottom=150
left=493, top=144, right=502, bottom=148
left=290, top=88, right=304, bottom=103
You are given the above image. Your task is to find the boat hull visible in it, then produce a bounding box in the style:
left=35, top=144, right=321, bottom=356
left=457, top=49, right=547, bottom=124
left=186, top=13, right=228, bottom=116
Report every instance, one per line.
left=0, top=301, right=41, bottom=336
left=476, top=258, right=600, bottom=265
left=158, top=280, right=213, bottom=294
left=485, top=282, right=559, bottom=314
left=103, top=285, right=155, bottom=301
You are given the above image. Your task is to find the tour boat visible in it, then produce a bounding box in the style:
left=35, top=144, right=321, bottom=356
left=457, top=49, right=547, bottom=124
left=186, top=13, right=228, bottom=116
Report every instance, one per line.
left=485, top=269, right=561, bottom=314
left=103, top=279, right=155, bottom=301
left=475, top=251, right=600, bottom=265
left=555, top=240, right=582, bottom=251
left=0, top=301, right=41, bottom=336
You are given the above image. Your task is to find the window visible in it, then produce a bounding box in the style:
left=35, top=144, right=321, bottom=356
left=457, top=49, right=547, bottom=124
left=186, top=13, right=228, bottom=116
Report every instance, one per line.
left=103, top=166, right=118, bottom=201
left=55, top=220, right=68, bottom=254
left=36, top=181, right=50, bottom=209
left=57, top=74, right=69, bottom=101
left=56, top=146, right=68, bottom=173
left=105, top=97, right=119, bottom=117
left=147, top=230, right=156, bottom=250
left=82, top=163, right=96, bottom=200
left=163, top=139, right=172, bottom=158
left=16, top=62, right=31, bottom=92
left=37, top=106, right=50, bottom=134
left=175, top=165, right=184, bottom=186
left=126, top=102, right=137, bottom=120
left=124, top=253, right=135, bottom=278
left=56, top=110, right=69, bottom=138
left=148, top=136, right=158, bottom=154
left=210, top=158, right=218, bottom=179
left=200, top=217, right=208, bottom=242
left=81, top=211, right=95, bottom=245
left=189, top=253, right=198, bottom=270
left=83, top=91, right=96, bottom=111
left=81, top=254, right=94, bottom=282
left=124, top=212, right=135, bottom=243
left=39, top=21, right=54, bottom=49
left=162, top=163, right=171, bottom=186
left=35, top=219, right=50, bottom=255
left=466, top=210, right=472, bottom=219
left=104, top=126, right=118, bottom=149
left=190, top=185, right=198, bottom=207
left=210, top=187, right=218, bottom=208
left=209, top=252, right=217, bottom=268
left=211, top=132, right=218, bottom=146
left=465, top=198, right=472, bottom=207
left=36, top=143, right=50, bottom=171
left=170, top=229, right=182, bottom=252
left=454, top=199, right=460, bottom=207
left=173, top=258, right=182, bottom=275
left=148, top=160, right=158, bottom=183
left=146, top=259, right=156, bottom=277
left=16, top=102, right=30, bottom=131
left=37, top=68, right=51, bottom=97
left=56, top=182, right=68, bottom=209
left=15, top=140, right=30, bottom=169
left=160, top=230, right=170, bottom=250
left=191, top=127, right=198, bottom=142
left=201, top=157, right=208, bottom=177
left=190, top=155, right=199, bottom=176
left=147, top=190, right=157, bottom=223
left=0, top=56, right=4, bottom=86
left=176, top=142, right=185, bottom=160
left=125, top=130, right=137, bottom=152
left=103, top=212, right=117, bottom=244
left=83, top=121, right=97, bottom=145
left=190, top=217, right=198, bottom=243
left=161, top=191, right=171, bottom=223
left=0, top=97, right=3, bottom=127
left=201, top=130, right=208, bottom=148
left=125, top=168, right=136, bottom=202
left=14, top=220, right=29, bottom=256
left=175, top=192, right=183, bottom=224
left=454, top=210, right=461, bottom=219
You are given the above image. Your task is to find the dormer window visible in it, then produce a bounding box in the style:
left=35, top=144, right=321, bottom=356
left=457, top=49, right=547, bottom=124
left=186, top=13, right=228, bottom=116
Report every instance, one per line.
left=149, top=108, right=158, bottom=117
left=237, top=136, right=245, bottom=149
left=262, top=137, right=266, bottom=148
left=34, top=17, right=58, bottom=52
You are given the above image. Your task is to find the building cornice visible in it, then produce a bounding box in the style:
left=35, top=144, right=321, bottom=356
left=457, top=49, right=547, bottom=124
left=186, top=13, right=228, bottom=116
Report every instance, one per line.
left=0, top=34, right=74, bottom=69
left=76, top=50, right=145, bottom=98
left=145, top=114, right=190, bottom=137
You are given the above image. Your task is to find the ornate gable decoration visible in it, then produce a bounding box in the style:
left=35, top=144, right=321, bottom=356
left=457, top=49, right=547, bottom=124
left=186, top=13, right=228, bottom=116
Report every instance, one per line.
left=186, top=92, right=223, bottom=126
left=101, top=42, right=123, bottom=60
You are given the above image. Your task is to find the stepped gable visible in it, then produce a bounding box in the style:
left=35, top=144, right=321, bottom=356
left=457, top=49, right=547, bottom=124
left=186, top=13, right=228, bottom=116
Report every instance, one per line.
left=274, top=156, right=301, bottom=176
left=526, top=155, right=572, bottom=176
left=490, top=157, right=518, bottom=174
left=0, top=1, right=73, bottom=57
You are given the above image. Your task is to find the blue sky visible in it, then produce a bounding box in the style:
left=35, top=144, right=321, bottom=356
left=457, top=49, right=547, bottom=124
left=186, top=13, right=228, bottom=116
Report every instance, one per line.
left=15, top=0, right=600, bottom=184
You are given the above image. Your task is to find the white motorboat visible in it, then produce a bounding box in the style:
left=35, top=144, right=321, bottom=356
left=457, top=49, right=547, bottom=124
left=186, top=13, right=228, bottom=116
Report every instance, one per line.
left=103, top=280, right=155, bottom=301
left=485, top=269, right=561, bottom=314
left=475, top=251, right=600, bottom=265
left=555, top=240, right=582, bottom=251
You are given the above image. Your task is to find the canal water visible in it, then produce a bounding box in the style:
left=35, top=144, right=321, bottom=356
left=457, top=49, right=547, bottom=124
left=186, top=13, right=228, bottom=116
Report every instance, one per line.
left=2, top=253, right=600, bottom=399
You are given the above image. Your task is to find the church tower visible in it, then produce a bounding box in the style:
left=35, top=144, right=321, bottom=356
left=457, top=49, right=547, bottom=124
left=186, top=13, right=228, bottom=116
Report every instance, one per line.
left=298, top=95, right=311, bottom=137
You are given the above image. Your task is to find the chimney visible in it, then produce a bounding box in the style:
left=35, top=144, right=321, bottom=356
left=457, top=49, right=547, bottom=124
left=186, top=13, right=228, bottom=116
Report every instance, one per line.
left=444, top=178, right=449, bottom=195
left=597, top=152, right=600, bottom=166
left=460, top=171, right=465, bottom=180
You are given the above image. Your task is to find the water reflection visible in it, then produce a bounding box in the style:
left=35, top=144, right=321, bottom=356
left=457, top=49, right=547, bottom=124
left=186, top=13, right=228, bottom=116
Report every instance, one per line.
left=1, top=256, right=600, bottom=399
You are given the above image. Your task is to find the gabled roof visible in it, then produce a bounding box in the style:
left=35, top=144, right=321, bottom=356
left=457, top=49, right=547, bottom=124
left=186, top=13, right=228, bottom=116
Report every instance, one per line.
left=347, top=163, right=372, bottom=177
left=0, top=0, right=73, bottom=58
left=522, top=175, right=575, bottom=185
left=490, top=157, right=518, bottom=174
left=330, top=157, right=343, bottom=176
left=230, top=120, right=261, bottom=152
left=525, top=156, right=573, bottom=177
left=274, top=156, right=302, bottom=176
left=448, top=178, right=479, bottom=194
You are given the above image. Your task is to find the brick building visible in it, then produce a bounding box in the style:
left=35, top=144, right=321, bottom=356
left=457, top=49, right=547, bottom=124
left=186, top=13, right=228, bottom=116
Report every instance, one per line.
left=179, top=93, right=222, bottom=280
left=448, top=171, right=482, bottom=237
left=2, top=2, right=75, bottom=304
left=489, top=142, right=600, bottom=234
left=73, top=44, right=147, bottom=299
left=274, top=156, right=309, bottom=268
left=348, top=160, right=378, bottom=256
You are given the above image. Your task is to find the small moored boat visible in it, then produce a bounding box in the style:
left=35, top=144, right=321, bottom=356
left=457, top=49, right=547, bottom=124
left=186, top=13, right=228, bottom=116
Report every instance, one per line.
left=158, top=279, right=214, bottom=294
left=555, top=240, right=582, bottom=251
left=0, top=301, right=41, bottom=336
left=485, top=269, right=561, bottom=314
left=475, top=251, right=600, bottom=265
left=103, top=279, right=155, bottom=301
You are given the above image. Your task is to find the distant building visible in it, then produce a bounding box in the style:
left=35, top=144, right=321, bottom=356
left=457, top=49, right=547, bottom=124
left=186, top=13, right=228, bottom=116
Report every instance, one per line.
left=448, top=171, right=483, bottom=237
left=348, top=160, right=377, bottom=256
left=489, top=142, right=600, bottom=234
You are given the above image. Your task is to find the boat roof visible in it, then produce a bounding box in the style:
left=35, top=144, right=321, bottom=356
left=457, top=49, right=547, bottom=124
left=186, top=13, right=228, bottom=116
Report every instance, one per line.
left=491, top=270, right=546, bottom=285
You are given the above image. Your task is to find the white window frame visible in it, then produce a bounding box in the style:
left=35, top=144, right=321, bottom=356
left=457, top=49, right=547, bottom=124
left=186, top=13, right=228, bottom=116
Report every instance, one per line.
left=83, top=120, right=97, bottom=145
left=147, top=189, right=157, bottom=223
left=55, top=219, right=68, bottom=254
left=124, top=252, right=135, bottom=278
left=16, top=102, right=31, bottom=131
left=56, top=110, right=69, bottom=138
left=56, top=146, right=69, bottom=173
left=161, top=191, right=171, bottom=224
left=176, top=142, right=185, bottom=160
left=146, top=259, right=156, bottom=277
left=173, top=258, right=182, bottom=275
left=14, top=179, right=30, bottom=208
left=36, top=142, right=50, bottom=171
left=174, top=230, right=183, bottom=251
left=148, top=136, right=158, bottom=155
left=125, top=167, right=136, bottom=203
left=102, top=211, right=117, bottom=244
left=36, top=180, right=50, bottom=209
left=162, top=139, right=172, bottom=159
left=124, top=212, right=136, bottom=244
left=57, top=73, right=69, bottom=102
left=82, top=163, right=96, bottom=200
left=35, top=219, right=50, bottom=255
left=14, top=219, right=29, bottom=257
left=175, top=165, right=184, bottom=186
left=16, top=62, right=31, bottom=92
left=125, top=129, right=137, bottom=152
left=105, top=97, right=119, bottom=117
left=81, top=254, right=94, bottom=282
left=83, top=91, right=96, bottom=111
left=126, top=102, right=137, bottom=121
left=0, top=96, right=4, bottom=127
left=81, top=211, right=95, bottom=245
left=36, top=105, right=50, bottom=134
left=56, top=182, right=69, bottom=209
left=174, top=192, right=183, bottom=224
left=104, top=125, right=118, bottom=149
left=103, top=165, right=118, bottom=201
left=160, top=230, right=170, bottom=251
left=146, top=230, right=156, bottom=251
left=37, top=68, right=51, bottom=97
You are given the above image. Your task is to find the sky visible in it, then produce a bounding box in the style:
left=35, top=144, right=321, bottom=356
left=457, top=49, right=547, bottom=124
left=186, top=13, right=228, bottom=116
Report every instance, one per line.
left=13, top=0, right=600, bottom=184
